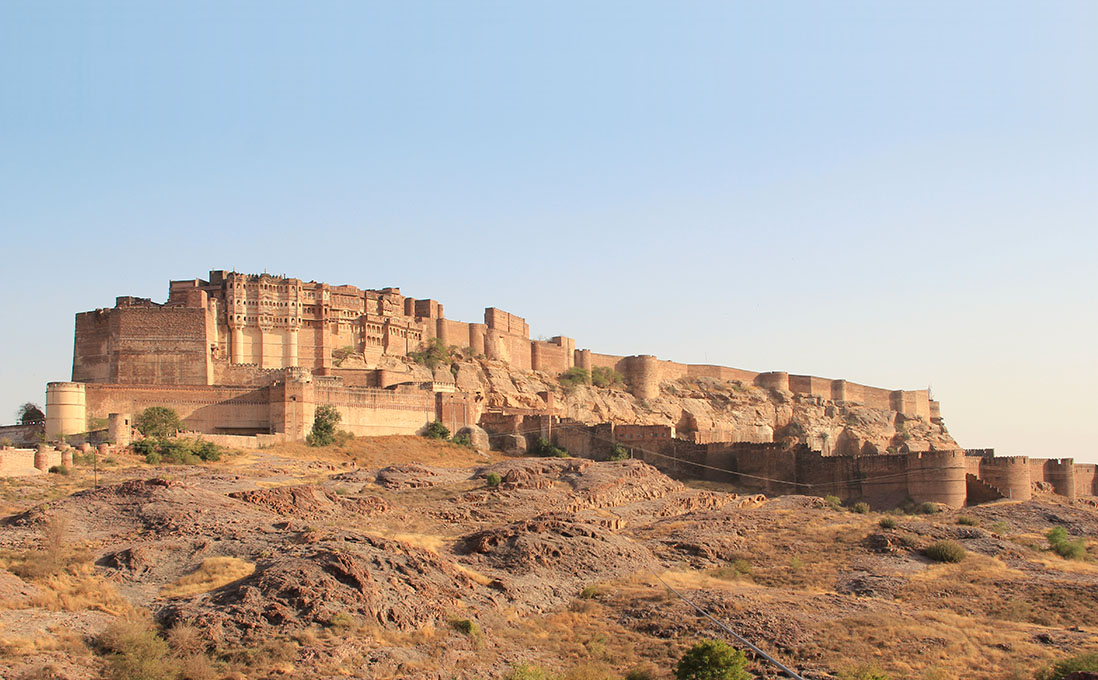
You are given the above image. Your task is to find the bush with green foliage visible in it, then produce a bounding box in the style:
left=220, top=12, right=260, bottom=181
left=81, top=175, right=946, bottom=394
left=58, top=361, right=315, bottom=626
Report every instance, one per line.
left=133, top=437, right=223, bottom=465
left=838, top=664, right=891, bottom=680
left=1036, top=652, right=1098, bottom=680
left=956, top=516, right=979, bottom=526
left=878, top=517, right=898, bottom=529
left=559, top=366, right=591, bottom=392
left=924, top=540, right=966, bottom=563
left=332, top=345, right=356, bottom=367
left=609, top=444, right=630, bottom=461
left=449, top=618, right=483, bottom=647
left=485, top=472, right=501, bottom=489
left=674, top=639, right=751, bottom=680
left=824, top=495, right=842, bottom=510
left=409, top=338, right=455, bottom=371
left=452, top=432, right=474, bottom=449
left=851, top=502, right=870, bottom=514
left=306, top=405, right=341, bottom=447
left=507, top=664, right=556, bottom=680
left=591, top=366, right=624, bottom=388
left=530, top=437, right=568, bottom=458
left=422, top=420, right=451, bottom=440
left=134, top=407, right=183, bottom=439
left=918, top=502, right=940, bottom=515
left=1047, top=526, right=1088, bottom=560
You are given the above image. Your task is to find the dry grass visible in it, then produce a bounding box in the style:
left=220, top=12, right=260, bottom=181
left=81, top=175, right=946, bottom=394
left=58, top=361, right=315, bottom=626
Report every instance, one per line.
left=161, top=557, right=255, bottom=598
left=27, top=570, right=130, bottom=614
left=815, top=608, right=1067, bottom=680
left=261, top=434, right=500, bottom=469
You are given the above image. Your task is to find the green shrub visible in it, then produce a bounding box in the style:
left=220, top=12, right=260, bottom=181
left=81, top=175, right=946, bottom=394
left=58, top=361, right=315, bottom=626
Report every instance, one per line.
left=306, top=405, right=341, bottom=447
left=452, top=433, right=474, bottom=449
left=591, top=366, right=624, bottom=388
left=508, top=663, right=557, bottom=680
left=990, top=520, right=1009, bottom=535
left=1047, top=526, right=1088, bottom=560
left=918, top=502, right=940, bottom=515
left=559, top=366, right=591, bottom=392
left=838, top=664, right=891, bottom=680
left=134, top=437, right=224, bottom=465
left=134, top=407, right=183, bottom=439
left=48, top=464, right=70, bottom=476
left=956, top=516, right=979, bottom=526
left=408, top=338, right=454, bottom=370
left=608, top=444, right=630, bottom=461
left=674, top=639, right=751, bottom=680
left=579, top=584, right=600, bottom=599
left=624, top=667, right=656, bottom=680
left=924, top=540, right=966, bottom=563
left=824, top=495, right=842, bottom=510
left=485, top=472, right=501, bottom=489
left=332, top=430, right=355, bottom=447
left=530, top=437, right=568, bottom=458
left=449, top=618, right=483, bottom=646
left=1037, top=652, right=1098, bottom=680
left=851, top=502, right=870, bottom=514
left=878, top=517, right=898, bottom=529
left=422, top=420, right=451, bottom=440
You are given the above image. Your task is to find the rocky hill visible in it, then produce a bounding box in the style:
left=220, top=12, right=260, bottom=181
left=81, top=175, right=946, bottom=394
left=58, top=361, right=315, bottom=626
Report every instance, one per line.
left=1, top=436, right=1092, bottom=680
left=389, top=354, right=958, bottom=455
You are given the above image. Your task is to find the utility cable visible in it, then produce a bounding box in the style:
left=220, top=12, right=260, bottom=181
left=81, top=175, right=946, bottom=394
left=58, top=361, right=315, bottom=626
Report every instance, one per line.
left=653, top=572, right=806, bottom=680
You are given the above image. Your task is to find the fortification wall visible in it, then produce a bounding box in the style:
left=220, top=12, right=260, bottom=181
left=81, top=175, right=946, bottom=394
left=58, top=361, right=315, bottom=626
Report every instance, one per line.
left=1075, top=464, right=1098, bottom=496
left=685, top=364, right=760, bottom=384
left=1030, top=459, right=1076, bottom=500
left=0, top=424, right=44, bottom=447
left=110, top=306, right=211, bottom=385
left=309, top=384, right=436, bottom=437
left=85, top=383, right=271, bottom=434
left=978, top=456, right=1032, bottom=501
left=73, top=310, right=112, bottom=382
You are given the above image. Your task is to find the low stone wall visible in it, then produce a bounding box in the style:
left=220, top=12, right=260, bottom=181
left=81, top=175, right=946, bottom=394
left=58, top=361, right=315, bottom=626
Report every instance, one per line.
left=0, top=448, right=61, bottom=477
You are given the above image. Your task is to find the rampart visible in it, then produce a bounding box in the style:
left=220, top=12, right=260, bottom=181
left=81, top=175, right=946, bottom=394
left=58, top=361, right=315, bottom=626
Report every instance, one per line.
left=67, top=270, right=938, bottom=421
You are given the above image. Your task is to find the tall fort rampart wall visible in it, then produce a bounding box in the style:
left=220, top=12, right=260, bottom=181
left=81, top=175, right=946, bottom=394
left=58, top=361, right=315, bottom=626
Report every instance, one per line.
left=68, top=270, right=938, bottom=421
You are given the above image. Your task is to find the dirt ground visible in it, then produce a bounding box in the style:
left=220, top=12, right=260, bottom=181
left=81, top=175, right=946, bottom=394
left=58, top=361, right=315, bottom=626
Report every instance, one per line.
left=0, top=436, right=1095, bottom=680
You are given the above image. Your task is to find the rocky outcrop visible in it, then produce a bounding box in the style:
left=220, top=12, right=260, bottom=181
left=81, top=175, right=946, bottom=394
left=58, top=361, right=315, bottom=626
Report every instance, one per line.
left=455, top=359, right=957, bottom=454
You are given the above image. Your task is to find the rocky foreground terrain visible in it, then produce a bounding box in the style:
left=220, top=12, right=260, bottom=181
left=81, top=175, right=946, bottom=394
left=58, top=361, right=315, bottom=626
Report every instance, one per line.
left=0, top=436, right=1095, bottom=680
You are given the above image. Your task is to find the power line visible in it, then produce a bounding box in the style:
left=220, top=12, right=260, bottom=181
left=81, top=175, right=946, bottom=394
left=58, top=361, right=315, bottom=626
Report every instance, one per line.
left=654, top=572, right=806, bottom=680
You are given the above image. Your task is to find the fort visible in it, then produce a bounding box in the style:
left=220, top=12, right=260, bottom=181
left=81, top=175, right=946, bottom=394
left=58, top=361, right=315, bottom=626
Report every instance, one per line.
left=31, top=269, right=1095, bottom=507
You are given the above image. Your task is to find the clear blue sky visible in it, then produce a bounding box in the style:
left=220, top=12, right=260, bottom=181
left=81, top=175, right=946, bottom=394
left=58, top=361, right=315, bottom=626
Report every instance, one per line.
left=1, top=2, right=1095, bottom=462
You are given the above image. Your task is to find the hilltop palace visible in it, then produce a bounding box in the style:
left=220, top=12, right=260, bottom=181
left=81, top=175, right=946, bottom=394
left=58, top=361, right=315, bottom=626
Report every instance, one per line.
left=18, top=270, right=1093, bottom=508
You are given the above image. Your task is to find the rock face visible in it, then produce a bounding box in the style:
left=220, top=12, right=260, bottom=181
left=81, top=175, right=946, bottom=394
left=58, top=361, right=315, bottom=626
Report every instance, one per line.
left=456, top=425, right=490, bottom=453
left=459, top=359, right=957, bottom=454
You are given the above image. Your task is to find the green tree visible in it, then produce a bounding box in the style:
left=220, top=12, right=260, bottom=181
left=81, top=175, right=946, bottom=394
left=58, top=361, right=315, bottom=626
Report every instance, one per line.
left=591, top=366, right=624, bottom=388
left=609, top=444, right=630, bottom=461
left=17, top=402, right=45, bottom=424
left=674, top=640, right=751, bottom=680
left=134, top=407, right=183, bottom=439
left=306, top=405, right=341, bottom=447
left=409, top=338, right=454, bottom=370
left=559, top=367, right=591, bottom=392
left=422, top=420, right=451, bottom=440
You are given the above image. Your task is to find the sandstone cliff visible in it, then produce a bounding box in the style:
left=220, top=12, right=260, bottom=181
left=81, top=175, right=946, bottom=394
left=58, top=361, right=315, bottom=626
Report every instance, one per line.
left=382, top=355, right=958, bottom=455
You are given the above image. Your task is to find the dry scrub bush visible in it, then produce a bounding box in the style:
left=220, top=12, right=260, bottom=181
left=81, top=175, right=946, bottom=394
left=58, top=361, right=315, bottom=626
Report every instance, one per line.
left=1036, top=652, right=1098, bottom=680
left=5, top=513, right=79, bottom=579
left=923, top=540, right=966, bottom=563
left=160, top=557, right=255, bottom=598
